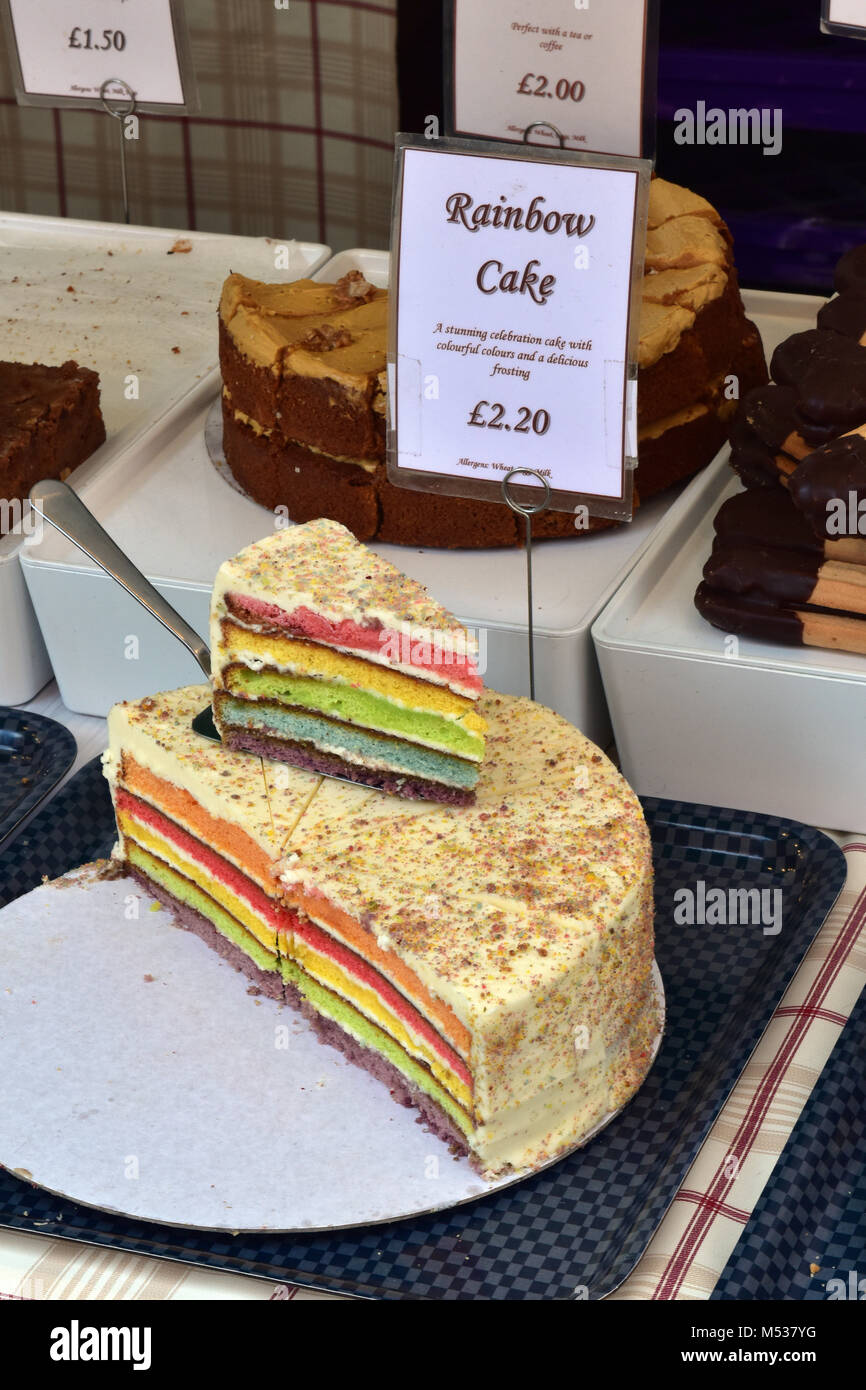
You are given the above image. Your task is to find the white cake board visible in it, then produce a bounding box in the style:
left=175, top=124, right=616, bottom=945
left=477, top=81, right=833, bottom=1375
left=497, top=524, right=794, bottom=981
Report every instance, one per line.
left=0, top=868, right=664, bottom=1232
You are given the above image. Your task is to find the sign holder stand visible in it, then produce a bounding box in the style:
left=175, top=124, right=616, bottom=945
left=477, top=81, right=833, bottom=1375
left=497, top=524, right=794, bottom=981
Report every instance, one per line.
left=500, top=468, right=550, bottom=700
left=505, top=124, right=558, bottom=697
left=387, top=131, right=650, bottom=703
left=522, top=120, right=566, bottom=148
left=99, top=78, right=137, bottom=225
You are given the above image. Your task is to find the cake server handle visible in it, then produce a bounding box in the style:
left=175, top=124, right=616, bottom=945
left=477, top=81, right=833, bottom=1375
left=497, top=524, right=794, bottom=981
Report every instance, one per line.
left=29, top=479, right=212, bottom=680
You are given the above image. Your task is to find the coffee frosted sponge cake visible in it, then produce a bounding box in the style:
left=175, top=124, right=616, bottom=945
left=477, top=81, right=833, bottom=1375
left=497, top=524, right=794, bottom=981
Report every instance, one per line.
left=210, top=518, right=486, bottom=803
left=217, top=180, right=766, bottom=546
left=104, top=684, right=659, bottom=1176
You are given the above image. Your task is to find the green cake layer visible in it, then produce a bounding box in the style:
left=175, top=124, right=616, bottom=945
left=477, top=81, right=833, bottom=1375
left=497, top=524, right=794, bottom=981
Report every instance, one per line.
left=224, top=668, right=485, bottom=761
left=127, top=841, right=278, bottom=975
left=280, top=958, right=473, bottom=1136
left=216, top=696, right=480, bottom=789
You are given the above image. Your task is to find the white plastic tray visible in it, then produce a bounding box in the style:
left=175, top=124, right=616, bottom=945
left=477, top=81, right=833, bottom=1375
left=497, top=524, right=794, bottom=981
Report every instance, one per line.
left=22, top=250, right=751, bottom=736
left=593, top=291, right=866, bottom=831
left=0, top=212, right=330, bottom=703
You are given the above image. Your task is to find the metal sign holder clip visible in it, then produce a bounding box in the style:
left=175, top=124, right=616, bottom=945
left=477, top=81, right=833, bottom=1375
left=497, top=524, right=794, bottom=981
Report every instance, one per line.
left=522, top=121, right=567, bottom=148
left=99, top=77, right=137, bottom=224
left=500, top=468, right=551, bottom=701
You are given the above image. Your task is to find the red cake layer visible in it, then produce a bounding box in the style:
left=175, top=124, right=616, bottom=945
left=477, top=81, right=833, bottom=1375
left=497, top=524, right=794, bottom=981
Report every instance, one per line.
left=226, top=595, right=482, bottom=694
left=116, top=787, right=283, bottom=935
left=291, top=915, right=472, bottom=1090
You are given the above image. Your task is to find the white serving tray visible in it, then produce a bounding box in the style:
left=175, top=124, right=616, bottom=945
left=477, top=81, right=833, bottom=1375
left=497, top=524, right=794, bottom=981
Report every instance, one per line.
left=21, top=251, right=757, bottom=738
left=593, top=291, right=866, bottom=832
left=0, top=212, right=330, bottom=704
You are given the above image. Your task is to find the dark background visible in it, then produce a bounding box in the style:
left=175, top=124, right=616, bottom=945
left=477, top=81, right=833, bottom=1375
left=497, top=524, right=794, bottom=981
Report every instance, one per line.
left=397, top=1, right=866, bottom=293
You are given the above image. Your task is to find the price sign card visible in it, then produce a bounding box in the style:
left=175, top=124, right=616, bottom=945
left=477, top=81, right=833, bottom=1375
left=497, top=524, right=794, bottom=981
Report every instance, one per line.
left=821, top=0, right=866, bottom=35
left=447, top=0, right=657, bottom=158
left=388, top=137, right=650, bottom=520
left=2, top=0, right=196, bottom=111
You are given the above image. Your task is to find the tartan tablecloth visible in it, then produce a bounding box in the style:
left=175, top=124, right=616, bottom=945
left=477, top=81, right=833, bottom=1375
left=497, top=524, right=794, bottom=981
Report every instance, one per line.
left=0, top=0, right=398, bottom=251
left=610, top=833, right=866, bottom=1300
left=1, top=807, right=863, bottom=1300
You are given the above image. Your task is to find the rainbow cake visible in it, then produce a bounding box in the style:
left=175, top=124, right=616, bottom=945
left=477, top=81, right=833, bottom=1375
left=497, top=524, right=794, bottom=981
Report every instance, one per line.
left=210, top=519, right=486, bottom=804
left=103, top=685, right=659, bottom=1177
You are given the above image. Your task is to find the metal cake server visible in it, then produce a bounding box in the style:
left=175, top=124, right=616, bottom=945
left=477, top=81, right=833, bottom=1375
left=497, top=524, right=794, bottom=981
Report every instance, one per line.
left=29, top=480, right=413, bottom=789
left=29, top=479, right=220, bottom=741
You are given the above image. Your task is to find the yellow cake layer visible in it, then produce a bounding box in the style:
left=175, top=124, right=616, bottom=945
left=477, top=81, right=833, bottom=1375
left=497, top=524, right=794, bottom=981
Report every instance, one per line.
left=293, top=935, right=473, bottom=1112
left=117, top=806, right=279, bottom=954
left=219, top=621, right=485, bottom=729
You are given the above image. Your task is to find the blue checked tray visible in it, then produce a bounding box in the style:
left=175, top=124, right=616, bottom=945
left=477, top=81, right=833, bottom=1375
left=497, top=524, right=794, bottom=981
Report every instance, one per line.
left=713, top=984, right=866, bottom=1302
left=0, top=757, right=847, bottom=1299
left=0, top=707, right=77, bottom=852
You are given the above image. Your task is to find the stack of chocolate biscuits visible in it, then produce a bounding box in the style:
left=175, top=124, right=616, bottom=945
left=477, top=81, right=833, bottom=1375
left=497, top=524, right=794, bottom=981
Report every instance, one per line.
left=696, top=245, right=866, bottom=655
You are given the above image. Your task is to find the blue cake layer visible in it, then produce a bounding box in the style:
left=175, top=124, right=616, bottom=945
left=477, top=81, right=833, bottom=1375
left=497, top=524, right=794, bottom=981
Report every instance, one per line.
left=217, top=698, right=479, bottom=790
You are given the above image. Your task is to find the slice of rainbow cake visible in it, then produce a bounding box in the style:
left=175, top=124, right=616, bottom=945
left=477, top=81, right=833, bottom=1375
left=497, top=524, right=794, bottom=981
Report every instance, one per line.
left=210, top=518, right=486, bottom=803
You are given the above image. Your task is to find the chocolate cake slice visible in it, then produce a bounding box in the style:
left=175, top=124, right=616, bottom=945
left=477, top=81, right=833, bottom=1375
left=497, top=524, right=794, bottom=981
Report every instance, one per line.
left=0, top=360, right=106, bottom=505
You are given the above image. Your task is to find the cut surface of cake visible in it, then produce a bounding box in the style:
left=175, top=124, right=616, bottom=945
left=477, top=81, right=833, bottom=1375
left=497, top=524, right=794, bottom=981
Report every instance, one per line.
left=0, top=359, right=106, bottom=505
left=210, top=518, right=486, bottom=803
left=103, top=684, right=659, bottom=1177
left=216, top=179, right=766, bottom=545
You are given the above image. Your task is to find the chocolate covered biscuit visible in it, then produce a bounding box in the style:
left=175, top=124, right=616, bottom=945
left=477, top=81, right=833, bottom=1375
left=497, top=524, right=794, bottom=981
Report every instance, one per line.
left=729, top=384, right=799, bottom=452
left=787, top=428, right=866, bottom=540
left=695, top=581, right=866, bottom=655
left=816, top=292, right=866, bottom=344
left=727, top=384, right=807, bottom=487
left=834, top=244, right=866, bottom=297
left=771, top=328, right=866, bottom=436
left=714, top=485, right=866, bottom=565
left=703, top=539, right=866, bottom=615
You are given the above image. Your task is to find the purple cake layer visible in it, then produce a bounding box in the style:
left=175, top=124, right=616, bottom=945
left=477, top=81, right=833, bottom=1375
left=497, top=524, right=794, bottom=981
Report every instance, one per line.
left=127, top=865, right=284, bottom=1001
left=299, top=999, right=471, bottom=1161
left=220, top=728, right=475, bottom=805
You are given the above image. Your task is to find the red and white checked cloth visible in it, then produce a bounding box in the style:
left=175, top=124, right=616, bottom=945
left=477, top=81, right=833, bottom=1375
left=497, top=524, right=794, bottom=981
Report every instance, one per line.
left=610, top=831, right=866, bottom=1300
left=1, top=833, right=864, bottom=1301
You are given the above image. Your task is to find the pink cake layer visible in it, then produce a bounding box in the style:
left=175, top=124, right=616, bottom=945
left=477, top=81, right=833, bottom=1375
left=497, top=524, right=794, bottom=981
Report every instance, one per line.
left=228, top=595, right=483, bottom=695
